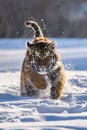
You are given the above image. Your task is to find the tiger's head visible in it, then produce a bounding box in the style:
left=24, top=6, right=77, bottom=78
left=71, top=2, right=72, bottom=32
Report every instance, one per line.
left=26, top=38, right=60, bottom=75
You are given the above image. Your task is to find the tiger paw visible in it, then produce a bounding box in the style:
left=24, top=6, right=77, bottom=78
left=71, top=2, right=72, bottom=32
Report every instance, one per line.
left=27, top=89, right=37, bottom=96
left=21, top=92, right=27, bottom=96
left=50, top=87, right=61, bottom=99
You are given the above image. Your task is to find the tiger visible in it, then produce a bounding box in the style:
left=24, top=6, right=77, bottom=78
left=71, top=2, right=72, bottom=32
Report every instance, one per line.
left=20, top=20, right=65, bottom=99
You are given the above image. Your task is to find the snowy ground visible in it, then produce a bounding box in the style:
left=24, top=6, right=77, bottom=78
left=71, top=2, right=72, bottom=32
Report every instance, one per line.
left=0, top=38, right=87, bottom=129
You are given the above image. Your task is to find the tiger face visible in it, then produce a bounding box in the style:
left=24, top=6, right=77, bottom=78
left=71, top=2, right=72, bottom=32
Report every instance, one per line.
left=26, top=41, right=59, bottom=75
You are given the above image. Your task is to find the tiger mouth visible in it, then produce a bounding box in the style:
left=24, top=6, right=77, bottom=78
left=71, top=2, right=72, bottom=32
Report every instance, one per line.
left=29, top=62, right=57, bottom=75
left=35, top=67, right=48, bottom=75
left=38, top=71, right=48, bottom=75
left=31, top=64, right=48, bottom=74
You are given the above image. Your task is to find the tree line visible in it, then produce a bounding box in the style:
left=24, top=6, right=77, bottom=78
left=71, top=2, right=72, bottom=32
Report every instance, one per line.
left=0, top=0, right=87, bottom=38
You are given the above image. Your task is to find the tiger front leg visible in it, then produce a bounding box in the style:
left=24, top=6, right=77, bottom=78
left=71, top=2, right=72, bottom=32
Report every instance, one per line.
left=25, top=82, right=37, bottom=96
left=50, top=70, right=65, bottom=100
left=50, top=81, right=64, bottom=99
left=20, top=85, right=27, bottom=96
left=20, top=71, right=27, bottom=96
left=21, top=80, right=37, bottom=97
left=20, top=77, right=27, bottom=96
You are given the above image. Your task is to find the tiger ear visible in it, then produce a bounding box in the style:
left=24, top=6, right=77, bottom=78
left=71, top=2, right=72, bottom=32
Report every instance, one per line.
left=26, top=41, right=32, bottom=50
left=26, top=41, right=35, bottom=53
left=27, top=42, right=31, bottom=48
left=48, top=42, right=55, bottom=50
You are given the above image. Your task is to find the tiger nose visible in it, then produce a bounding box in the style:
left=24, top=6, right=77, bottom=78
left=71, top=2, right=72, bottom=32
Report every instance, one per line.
left=41, top=55, right=45, bottom=59
left=41, top=66, right=45, bottom=69
left=40, top=66, right=45, bottom=70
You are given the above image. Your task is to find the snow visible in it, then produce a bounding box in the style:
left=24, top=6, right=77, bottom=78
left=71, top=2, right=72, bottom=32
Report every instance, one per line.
left=0, top=38, right=87, bottom=129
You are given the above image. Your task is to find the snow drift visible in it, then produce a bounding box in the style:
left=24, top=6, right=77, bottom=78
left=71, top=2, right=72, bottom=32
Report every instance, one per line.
left=0, top=38, right=87, bottom=129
